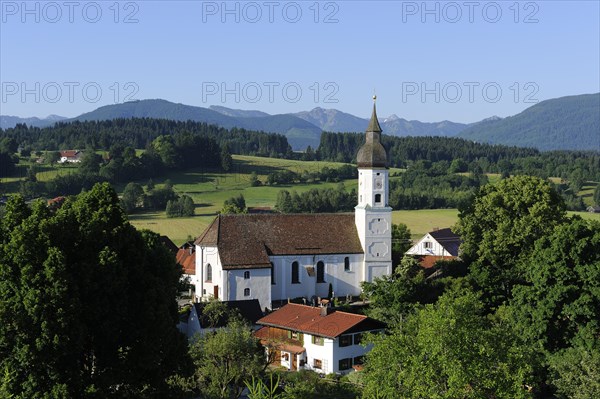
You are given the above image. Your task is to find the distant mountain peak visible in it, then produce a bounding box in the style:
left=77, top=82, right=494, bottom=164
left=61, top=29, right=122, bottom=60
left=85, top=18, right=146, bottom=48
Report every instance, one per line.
left=384, top=114, right=401, bottom=122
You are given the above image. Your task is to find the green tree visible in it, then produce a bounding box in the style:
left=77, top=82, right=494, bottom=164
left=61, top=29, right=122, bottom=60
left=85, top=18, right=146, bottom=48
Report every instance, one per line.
left=274, top=190, right=294, bottom=213
left=188, top=319, right=266, bottom=399
left=548, top=345, right=600, bottom=399
left=510, top=218, right=600, bottom=353
left=391, top=223, right=411, bottom=266
left=360, top=265, right=427, bottom=326
left=221, top=194, right=247, bottom=214
left=594, top=183, right=600, bottom=206
left=79, top=148, right=102, bottom=176
left=221, top=145, right=233, bottom=172
left=0, top=184, right=189, bottom=398
left=152, top=135, right=179, bottom=169
left=362, top=287, right=537, bottom=399
left=250, top=172, right=261, bottom=187
left=46, top=151, right=61, bottom=164
left=121, top=182, right=144, bottom=213
left=456, top=175, right=566, bottom=307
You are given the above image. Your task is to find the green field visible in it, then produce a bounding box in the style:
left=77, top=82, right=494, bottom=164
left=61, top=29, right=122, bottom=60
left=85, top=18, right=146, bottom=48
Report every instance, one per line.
left=3, top=154, right=598, bottom=246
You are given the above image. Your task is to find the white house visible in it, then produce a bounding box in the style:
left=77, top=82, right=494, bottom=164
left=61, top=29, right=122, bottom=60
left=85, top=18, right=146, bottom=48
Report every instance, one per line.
left=254, top=303, right=385, bottom=374
left=405, top=228, right=461, bottom=268
left=192, top=99, right=393, bottom=310
left=59, top=150, right=82, bottom=163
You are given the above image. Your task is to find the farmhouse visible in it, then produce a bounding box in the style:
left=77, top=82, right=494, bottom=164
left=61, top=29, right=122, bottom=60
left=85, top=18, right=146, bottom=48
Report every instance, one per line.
left=192, top=99, right=393, bottom=310
left=59, top=150, right=82, bottom=163
left=254, top=303, right=385, bottom=374
left=405, top=227, right=461, bottom=268
left=586, top=205, right=600, bottom=213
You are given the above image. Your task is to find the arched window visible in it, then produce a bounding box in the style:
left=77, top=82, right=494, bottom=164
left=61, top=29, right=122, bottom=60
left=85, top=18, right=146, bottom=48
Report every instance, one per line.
left=344, top=257, right=350, bottom=271
left=205, top=264, right=212, bottom=282
left=291, top=261, right=300, bottom=284
left=244, top=271, right=250, bottom=279
left=244, top=288, right=250, bottom=297
left=375, top=194, right=382, bottom=203
left=271, top=262, right=275, bottom=285
left=316, top=261, right=325, bottom=283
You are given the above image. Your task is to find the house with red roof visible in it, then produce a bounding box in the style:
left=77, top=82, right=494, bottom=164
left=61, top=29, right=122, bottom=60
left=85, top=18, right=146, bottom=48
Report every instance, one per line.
left=254, top=303, right=385, bottom=374
left=59, top=150, right=82, bottom=163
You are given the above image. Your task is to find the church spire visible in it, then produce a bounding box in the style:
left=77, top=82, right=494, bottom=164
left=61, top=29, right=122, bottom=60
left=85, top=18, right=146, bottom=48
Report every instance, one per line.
left=356, top=95, right=387, bottom=168
left=366, top=95, right=382, bottom=133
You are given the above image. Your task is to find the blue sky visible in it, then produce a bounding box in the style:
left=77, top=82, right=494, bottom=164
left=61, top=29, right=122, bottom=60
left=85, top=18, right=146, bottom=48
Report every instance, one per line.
left=1, top=0, right=599, bottom=122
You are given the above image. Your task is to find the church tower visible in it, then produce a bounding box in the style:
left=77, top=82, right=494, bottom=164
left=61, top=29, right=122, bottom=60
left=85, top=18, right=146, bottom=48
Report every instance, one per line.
left=355, top=96, right=393, bottom=282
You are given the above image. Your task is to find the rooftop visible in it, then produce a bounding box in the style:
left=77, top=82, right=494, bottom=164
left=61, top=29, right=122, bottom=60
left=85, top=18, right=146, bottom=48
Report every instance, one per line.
left=257, top=303, right=385, bottom=339
left=195, top=213, right=363, bottom=270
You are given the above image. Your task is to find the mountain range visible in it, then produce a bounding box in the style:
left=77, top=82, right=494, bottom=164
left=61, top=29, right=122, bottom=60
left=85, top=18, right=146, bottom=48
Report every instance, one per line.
left=2, top=93, right=598, bottom=151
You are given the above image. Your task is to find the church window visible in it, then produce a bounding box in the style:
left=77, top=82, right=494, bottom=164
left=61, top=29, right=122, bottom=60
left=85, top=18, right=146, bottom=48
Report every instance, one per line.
left=316, top=261, right=325, bottom=283
left=244, top=288, right=250, bottom=296
left=344, top=257, right=350, bottom=271
left=244, top=271, right=250, bottom=279
left=205, top=264, right=212, bottom=282
left=271, top=262, right=275, bottom=285
left=292, top=261, right=300, bottom=284
left=375, top=194, right=381, bottom=203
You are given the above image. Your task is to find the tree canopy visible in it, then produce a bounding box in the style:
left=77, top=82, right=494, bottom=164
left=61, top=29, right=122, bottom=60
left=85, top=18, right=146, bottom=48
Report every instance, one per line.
left=0, top=183, right=188, bottom=398
left=456, top=175, right=567, bottom=306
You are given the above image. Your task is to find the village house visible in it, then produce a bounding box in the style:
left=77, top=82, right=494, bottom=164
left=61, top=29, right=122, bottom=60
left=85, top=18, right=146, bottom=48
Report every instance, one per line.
left=254, top=303, right=385, bottom=375
left=405, top=227, right=461, bottom=268
left=59, top=150, right=82, bottom=163
left=192, top=99, right=393, bottom=310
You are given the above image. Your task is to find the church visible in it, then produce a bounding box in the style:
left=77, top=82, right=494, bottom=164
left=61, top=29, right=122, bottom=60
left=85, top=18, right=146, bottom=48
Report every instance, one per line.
left=192, top=98, right=393, bottom=310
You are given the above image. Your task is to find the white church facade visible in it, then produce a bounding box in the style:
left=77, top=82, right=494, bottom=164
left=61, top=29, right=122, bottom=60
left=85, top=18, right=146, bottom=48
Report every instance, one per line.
left=193, top=99, right=393, bottom=310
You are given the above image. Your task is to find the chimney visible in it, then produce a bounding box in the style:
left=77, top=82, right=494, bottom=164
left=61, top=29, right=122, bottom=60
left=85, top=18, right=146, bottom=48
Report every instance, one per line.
left=189, top=246, right=193, bottom=255
left=320, top=306, right=329, bottom=317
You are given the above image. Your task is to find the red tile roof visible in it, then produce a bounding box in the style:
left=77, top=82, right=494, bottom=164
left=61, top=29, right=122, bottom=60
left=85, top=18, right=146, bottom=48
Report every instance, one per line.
left=418, top=255, right=457, bottom=269
left=176, top=247, right=196, bottom=275
left=59, top=150, right=80, bottom=158
left=195, top=213, right=363, bottom=270
left=254, top=327, right=306, bottom=354
left=257, top=303, right=384, bottom=339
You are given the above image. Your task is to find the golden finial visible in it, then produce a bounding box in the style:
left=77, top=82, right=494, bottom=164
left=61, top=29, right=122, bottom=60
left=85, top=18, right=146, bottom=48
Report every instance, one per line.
left=373, top=94, right=377, bottom=102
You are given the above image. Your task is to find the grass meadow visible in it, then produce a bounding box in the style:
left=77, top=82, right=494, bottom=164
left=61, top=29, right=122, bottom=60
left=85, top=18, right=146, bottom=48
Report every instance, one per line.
left=2, top=154, right=599, bottom=245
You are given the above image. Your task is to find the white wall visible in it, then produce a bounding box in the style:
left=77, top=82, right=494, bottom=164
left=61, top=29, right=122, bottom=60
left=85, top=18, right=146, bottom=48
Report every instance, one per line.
left=195, top=245, right=225, bottom=301
left=405, top=233, right=452, bottom=257
left=227, top=268, right=271, bottom=311
left=270, top=254, right=363, bottom=305
left=303, top=334, right=335, bottom=374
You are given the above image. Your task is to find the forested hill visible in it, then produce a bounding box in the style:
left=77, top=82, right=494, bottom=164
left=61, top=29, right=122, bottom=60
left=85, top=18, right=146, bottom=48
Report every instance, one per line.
left=317, top=132, right=600, bottom=182
left=0, top=118, right=292, bottom=157
left=71, top=99, right=321, bottom=150
left=457, top=93, right=600, bottom=151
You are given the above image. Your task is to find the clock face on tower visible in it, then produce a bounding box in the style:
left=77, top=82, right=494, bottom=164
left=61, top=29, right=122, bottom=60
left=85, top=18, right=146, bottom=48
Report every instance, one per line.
left=375, top=179, right=383, bottom=190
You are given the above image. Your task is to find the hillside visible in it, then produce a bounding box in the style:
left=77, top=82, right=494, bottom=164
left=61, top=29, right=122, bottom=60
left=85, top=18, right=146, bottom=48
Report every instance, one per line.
left=458, top=93, right=600, bottom=151
left=0, top=114, right=67, bottom=129
left=70, top=99, right=322, bottom=150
